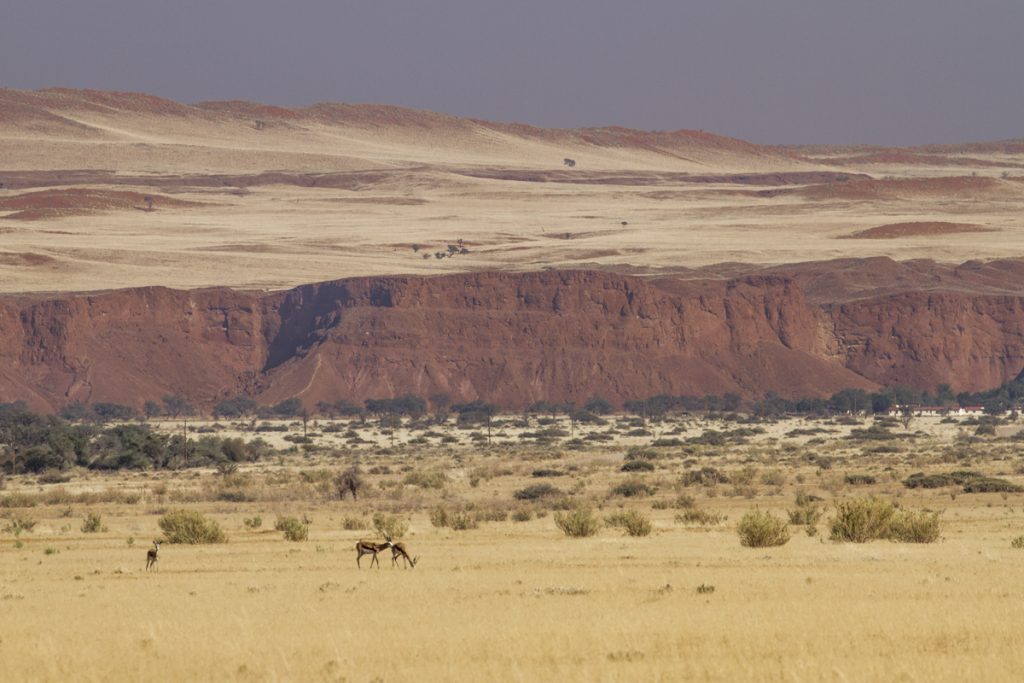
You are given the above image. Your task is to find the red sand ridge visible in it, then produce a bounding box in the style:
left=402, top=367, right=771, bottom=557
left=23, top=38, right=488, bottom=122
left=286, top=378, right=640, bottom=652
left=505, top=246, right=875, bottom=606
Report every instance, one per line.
left=5, top=263, right=1024, bottom=412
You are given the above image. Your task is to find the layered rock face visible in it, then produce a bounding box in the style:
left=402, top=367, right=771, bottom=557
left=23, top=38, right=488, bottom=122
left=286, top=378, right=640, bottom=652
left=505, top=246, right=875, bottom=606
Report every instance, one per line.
left=3, top=261, right=1024, bottom=412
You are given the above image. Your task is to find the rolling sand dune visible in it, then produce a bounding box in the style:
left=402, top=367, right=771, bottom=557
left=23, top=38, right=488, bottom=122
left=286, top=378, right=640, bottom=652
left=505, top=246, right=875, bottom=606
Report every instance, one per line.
left=1, top=88, right=1024, bottom=293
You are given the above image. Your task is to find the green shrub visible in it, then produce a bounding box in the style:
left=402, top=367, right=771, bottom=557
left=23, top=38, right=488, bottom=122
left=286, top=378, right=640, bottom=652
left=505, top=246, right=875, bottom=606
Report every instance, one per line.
left=889, top=509, right=941, bottom=543
left=158, top=509, right=227, bottom=544
left=737, top=510, right=790, bottom=547
left=903, top=471, right=981, bottom=489
left=243, top=515, right=263, bottom=529
left=604, top=510, right=652, bottom=537
left=554, top=507, right=600, bottom=538
left=81, top=512, right=106, bottom=533
left=274, top=515, right=309, bottom=542
left=610, top=479, right=655, bottom=498
left=829, top=498, right=896, bottom=543
left=372, top=512, right=408, bottom=540
left=1011, top=536, right=1024, bottom=549
left=514, top=483, right=562, bottom=501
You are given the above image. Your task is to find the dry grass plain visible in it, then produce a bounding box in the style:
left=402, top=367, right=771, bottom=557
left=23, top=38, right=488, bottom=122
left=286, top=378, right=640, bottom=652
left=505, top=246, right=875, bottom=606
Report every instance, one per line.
left=3, top=414, right=1024, bottom=682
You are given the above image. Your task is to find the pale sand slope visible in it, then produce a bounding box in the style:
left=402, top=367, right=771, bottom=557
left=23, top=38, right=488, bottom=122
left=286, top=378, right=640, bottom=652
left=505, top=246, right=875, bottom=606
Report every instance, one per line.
left=1, top=88, right=1023, bottom=293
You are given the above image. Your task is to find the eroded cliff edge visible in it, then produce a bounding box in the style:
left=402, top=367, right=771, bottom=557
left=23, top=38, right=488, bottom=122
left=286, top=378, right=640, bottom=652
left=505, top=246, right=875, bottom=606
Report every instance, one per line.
left=4, top=259, right=1024, bottom=412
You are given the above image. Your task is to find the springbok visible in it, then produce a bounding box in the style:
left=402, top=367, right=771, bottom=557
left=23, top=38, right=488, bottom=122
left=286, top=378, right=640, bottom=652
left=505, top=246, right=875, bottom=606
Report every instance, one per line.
left=355, top=534, right=393, bottom=569
left=390, top=542, right=418, bottom=569
left=145, top=541, right=160, bottom=571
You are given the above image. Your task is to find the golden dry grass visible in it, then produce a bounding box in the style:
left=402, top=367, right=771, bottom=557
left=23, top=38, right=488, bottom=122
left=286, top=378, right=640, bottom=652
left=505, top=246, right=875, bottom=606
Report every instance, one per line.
left=3, top=415, right=1024, bottom=681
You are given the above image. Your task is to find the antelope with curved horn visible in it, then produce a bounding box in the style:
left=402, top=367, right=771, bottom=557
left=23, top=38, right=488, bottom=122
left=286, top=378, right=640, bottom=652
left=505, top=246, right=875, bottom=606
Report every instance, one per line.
left=390, top=542, right=418, bottom=569
left=355, top=534, right=393, bottom=569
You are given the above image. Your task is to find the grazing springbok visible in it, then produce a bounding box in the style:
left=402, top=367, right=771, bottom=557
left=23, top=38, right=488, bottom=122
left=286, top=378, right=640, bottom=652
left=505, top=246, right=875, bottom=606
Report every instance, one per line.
left=390, top=542, right=418, bottom=569
left=145, top=541, right=160, bottom=571
left=355, top=534, right=393, bottom=569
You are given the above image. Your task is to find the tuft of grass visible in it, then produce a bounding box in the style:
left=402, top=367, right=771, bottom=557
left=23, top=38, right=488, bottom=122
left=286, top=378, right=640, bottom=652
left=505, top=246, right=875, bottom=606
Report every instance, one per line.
left=158, top=509, right=227, bottom=544
left=274, top=515, right=309, bottom=542
left=243, top=515, right=263, bottom=530
left=554, top=507, right=600, bottom=538
left=81, top=512, right=106, bottom=533
left=604, top=510, right=652, bottom=537
left=675, top=507, right=725, bottom=526
left=736, top=509, right=790, bottom=548
left=1011, top=536, right=1024, bottom=549
left=829, top=498, right=896, bottom=543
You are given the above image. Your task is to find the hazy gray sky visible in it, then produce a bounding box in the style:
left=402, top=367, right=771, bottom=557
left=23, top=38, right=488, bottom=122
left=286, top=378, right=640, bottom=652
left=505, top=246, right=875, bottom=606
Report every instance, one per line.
left=2, top=1, right=1022, bottom=145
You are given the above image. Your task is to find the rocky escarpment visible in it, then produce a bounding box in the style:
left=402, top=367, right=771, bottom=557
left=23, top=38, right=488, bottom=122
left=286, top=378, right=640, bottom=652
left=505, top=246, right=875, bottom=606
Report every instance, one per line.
left=3, top=262, right=1024, bottom=412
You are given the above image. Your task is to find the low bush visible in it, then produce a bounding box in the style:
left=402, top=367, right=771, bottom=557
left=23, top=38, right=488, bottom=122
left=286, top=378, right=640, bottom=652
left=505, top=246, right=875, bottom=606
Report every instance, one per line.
left=158, top=509, right=227, bottom=544
left=675, top=508, right=726, bottom=526
left=554, top=507, right=600, bottom=538
left=680, top=467, right=729, bottom=486
left=341, top=515, right=368, bottom=531
left=961, top=477, right=1023, bottom=494
left=3, top=512, right=36, bottom=536
left=737, top=510, right=790, bottom=547
left=829, top=498, right=896, bottom=543
left=903, top=471, right=981, bottom=489
left=1011, top=536, right=1024, bottom=549
left=243, top=515, right=263, bottom=529
left=514, top=483, right=562, bottom=501
left=787, top=493, right=823, bottom=526
left=888, top=509, right=941, bottom=543
left=604, top=509, right=652, bottom=537
left=531, top=468, right=565, bottom=478
left=620, top=460, right=655, bottom=473
left=81, top=512, right=106, bottom=533
left=610, top=479, right=655, bottom=498
left=511, top=508, right=533, bottom=523
left=844, top=474, right=877, bottom=486
left=274, top=515, right=309, bottom=542
left=372, top=512, right=408, bottom=540
left=403, top=470, right=448, bottom=489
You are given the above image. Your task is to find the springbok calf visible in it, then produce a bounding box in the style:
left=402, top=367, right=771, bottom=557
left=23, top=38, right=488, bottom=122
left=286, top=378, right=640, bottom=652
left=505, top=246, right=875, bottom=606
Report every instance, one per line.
left=390, top=542, right=418, bottom=569
left=355, top=535, right=393, bottom=569
left=145, top=541, right=160, bottom=571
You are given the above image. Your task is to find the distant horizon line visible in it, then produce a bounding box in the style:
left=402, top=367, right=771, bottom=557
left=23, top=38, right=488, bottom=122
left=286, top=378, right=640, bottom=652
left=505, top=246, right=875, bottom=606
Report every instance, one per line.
left=5, top=85, right=1021, bottom=150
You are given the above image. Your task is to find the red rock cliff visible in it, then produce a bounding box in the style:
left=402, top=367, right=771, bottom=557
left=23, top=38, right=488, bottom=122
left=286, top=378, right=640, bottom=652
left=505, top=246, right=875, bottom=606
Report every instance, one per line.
left=3, top=263, right=1024, bottom=412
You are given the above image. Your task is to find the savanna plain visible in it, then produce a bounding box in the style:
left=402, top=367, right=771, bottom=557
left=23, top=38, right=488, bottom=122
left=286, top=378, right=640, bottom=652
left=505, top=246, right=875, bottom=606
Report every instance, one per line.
left=3, top=412, right=1024, bottom=682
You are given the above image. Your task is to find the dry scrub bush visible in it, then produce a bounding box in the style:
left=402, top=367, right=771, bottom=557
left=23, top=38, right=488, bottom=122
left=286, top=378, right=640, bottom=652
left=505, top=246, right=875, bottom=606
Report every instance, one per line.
left=1011, top=536, right=1024, bottom=549
left=158, top=509, right=227, bottom=544
left=341, top=515, right=368, bottom=530
left=676, top=508, right=726, bottom=526
left=604, top=510, right=652, bottom=537
left=274, top=515, right=309, bottom=542
left=829, top=498, right=896, bottom=543
left=610, top=478, right=655, bottom=498
left=243, top=515, right=262, bottom=529
left=554, top=506, right=600, bottom=538
left=888, top=509, right=941, bottom=543
left=372, top=512, right=408, bottom=540
left=403, top=469, right=448, bottom=489
left=3, top=512, right=36, bottom=535
left=787, top=493, right=823, bottom=526
left=736, top=510, right=790, bottom=547
left=80, top=512, right=106, bottom=533
left=514, top=483, right=562, bottom=501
